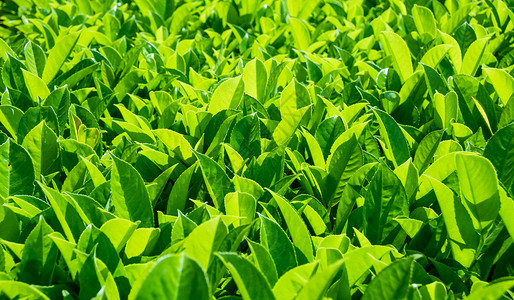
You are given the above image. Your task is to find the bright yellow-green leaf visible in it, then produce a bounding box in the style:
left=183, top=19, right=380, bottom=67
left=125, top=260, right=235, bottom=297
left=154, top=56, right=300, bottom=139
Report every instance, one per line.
left=379, top=31, right=413, bottom=82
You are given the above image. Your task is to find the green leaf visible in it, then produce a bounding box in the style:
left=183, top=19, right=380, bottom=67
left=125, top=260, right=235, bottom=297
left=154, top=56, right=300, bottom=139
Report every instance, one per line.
left=130, top=253, right=209, bottom=300
left=0, top=105, right=23, bottom=140
left=99, top=218, right=138, bottom=253
left=169, top=4, right=195, bottom=36
left=115, top=104, right=153, bottom=134
left=244, top=146, right=285, bottom=188
left=193, top=150, right=234, bottom=212
left=499, top=188, right=514, bottom=240
left=22, top=69, right=50, bottom=103
left=412, top=5, right=437, bottom=39
left=6, top=195, right=47, bottom=218
left=280, top=79, right=311, bottom=120
left=455, top=153, right=500, bottom=231
left=423, top=151, right=460, bottom=180
left=315, top=116, right=345, bottom=159
left=153, top=129, right=195, bottom=165
left=147, top=164, right=177, bottom=207
left=379, top=31, right=413, bottom=83
left=78, top=247, right=120, bottom=300
left=289, top=18, right=311, bottom=51
left=394, top=218, right=424, bottom=238
left=42, top=31, right=81, bottom=84
left=57, top=59, right=99, bottom=89
left=363, top=163, right=409, bottom=244
left=76, top=224, right=125, bottom=276
left=273, top=106, right=310, bottom=146
left=444, top=3, right=475, bottom=34
left=110, top=153, right=154, bottom=227
left=183, top=216, right=228, bottom=270
left=0, top=38, right=16, bottom=61
left=451, top=123, right=473, bottom=142
left=171, top=211, right=197, bottom=241
left=413, top=129, right=444, bottom=173
left=24, top=41, right=46, bottom=77
left=133, top=0, right=158, bottom=17
left=2, top=55, right=26, bottom=92
left=230, top=113, right=261, bottom=160
left=272, top=262, right=319, bottom=300
left=243, top=58, right=268, bottom=102
left=224, top=143, right=245, bottom=174
left=341, top=245, right=396, bottom=286
left=0, top=139, right=35, bottom=198
left=68, top=194, right=113, bottom=229
left=466, top=278, right=514, bottom=300
left=328, top=121, right=369, bottom=156
left=499, top=94, right=514, bottom=128
left=287, top=0, right=321, bottom=20
left=372, top=108, right=410, bottom=167
left=103, top=13, right=121, bottom=41
left=114, top=70, right=142, bottom=102
left=439, top=32, right=463, bottom=72
left=268, top=189, right=314, bottom=263
left=362, top=256, right=416, bottom=300
left=21, top=121, right=60, bottom=178
left=427, top=176, right=479, bottom=267
left=204, top=112, right=239, bottom=156
left=18, top=107, right=59, bottom=145
left=77, top=248, right=104, bottom=299
left=324, top=135, right=363, bottom=205
left=224, top=192, right=257, bottom=226
left=419, top=44, right=454, bottom=69
left=167, top=164, right=196, bottom=215
left=246, top=238, right=279, bottom=286
left=232, top=175, right=265, bottom=199
left=62, top=157, right=106, bottom=193
left=0, top=281, right=50, bottom=300
left=19, top=217, right=59, bottom=285
left=295, top=259, right=345, bottom=300
left=0, top=205, right=19, bottom=242
left=259, top=214, right=297, bottom=277
left=217, top=253, right=275, bottom=300
left=422, top=63, right=449, bottom=99
left=433, top=91, right=458, bottom=129
left=149, top=91, right=173, bottom=115
left=394, top=158, right=419, bottom=203
left=305, top=56, right=323, bottom=83
left=38, top=183, right=85, bottom=243
left=301, top=128, right=325, bottom=169
left=461, top=38, right=489, bottom=76
left=125, top=227, right=160, bottom=258
left=484, top=123, right=514, bottom=191
left=416, top=282, right=448, bottom=300
left=483, top=68, right=514, bottom=106
left=453, top=22, right=476, bottom=54
left=208, top=76, right=245, bottom=114
left=113, top=121, right=155, bottom=144
left=42, top=86, right=70, bottom=135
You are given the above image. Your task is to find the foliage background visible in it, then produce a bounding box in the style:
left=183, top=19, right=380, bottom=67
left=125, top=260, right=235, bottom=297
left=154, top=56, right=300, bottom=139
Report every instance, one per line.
left=1, top=0, right=514, bottom=299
